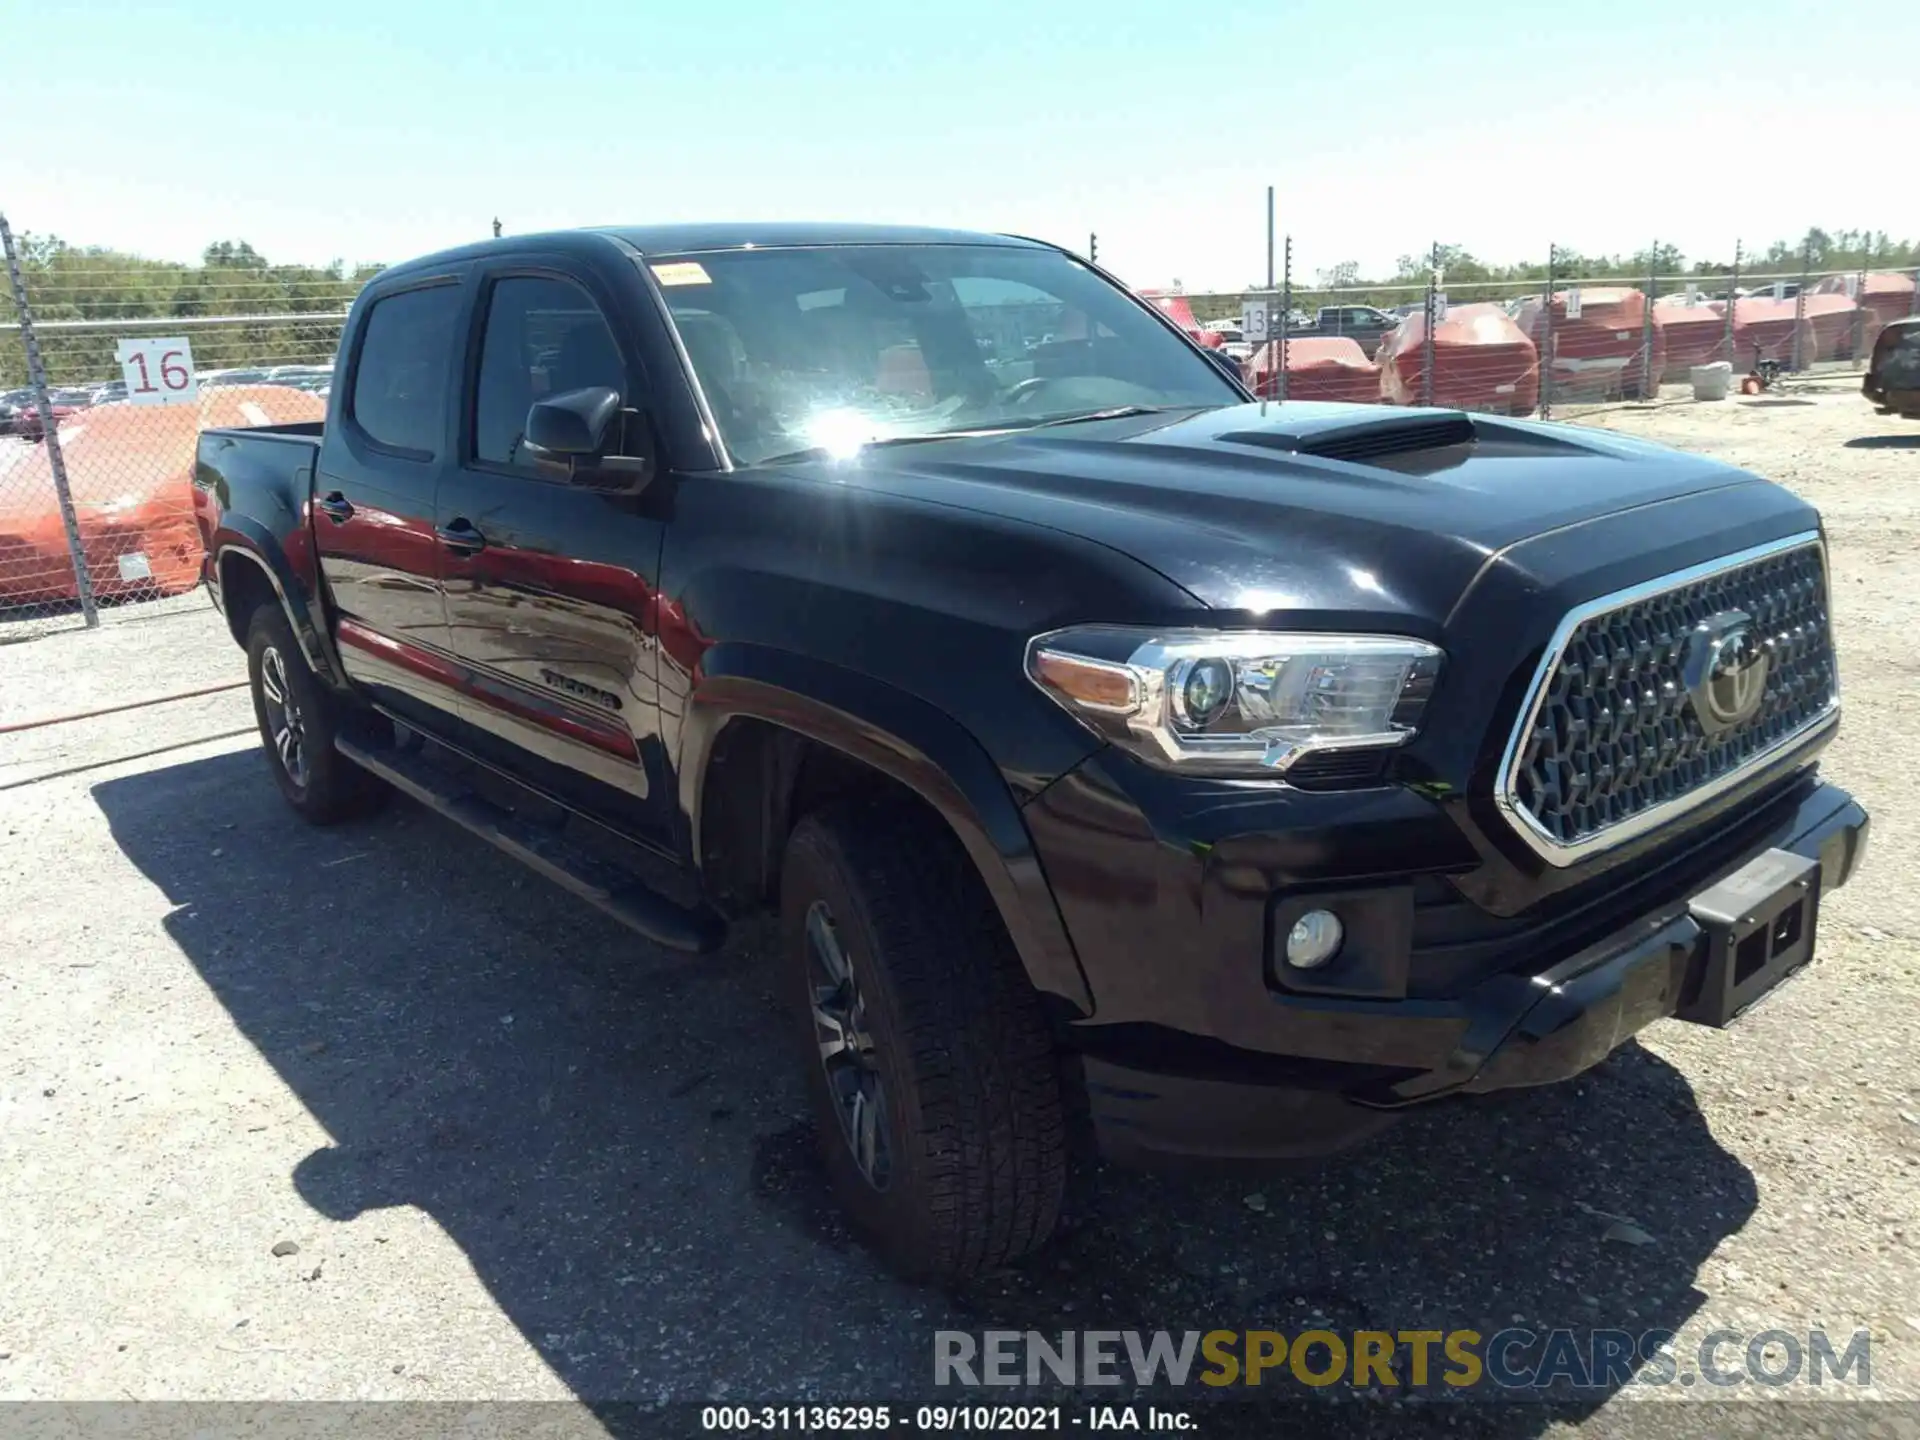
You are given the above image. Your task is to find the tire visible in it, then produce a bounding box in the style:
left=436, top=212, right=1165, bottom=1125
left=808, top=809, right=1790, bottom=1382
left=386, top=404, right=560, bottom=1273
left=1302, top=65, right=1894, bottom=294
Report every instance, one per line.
left=244, top=605, right=387, bottom=824
left=780, top=799, right=1068, bottom=1283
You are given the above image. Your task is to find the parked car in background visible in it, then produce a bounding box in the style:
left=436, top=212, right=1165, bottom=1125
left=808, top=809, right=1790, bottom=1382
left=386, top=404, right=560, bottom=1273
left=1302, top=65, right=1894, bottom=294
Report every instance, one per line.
left=14, top=387, right=94, bottom=441
left=1863, top=316, right=1920, bottom=420
left=267, top=364, right=336, bottom=392
left=1289, top=304, right=1401, bottom=357
left=196, top=221, right=1865, bottom=1284
left=91, top=380, right=129, bottom=405
left=0, top=387, right=35, bottom=436
left=199, top=367, right=276, bottom=389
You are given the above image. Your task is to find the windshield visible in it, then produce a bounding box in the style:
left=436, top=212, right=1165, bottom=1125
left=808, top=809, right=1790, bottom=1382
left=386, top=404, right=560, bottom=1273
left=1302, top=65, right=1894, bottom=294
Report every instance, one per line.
left=644, top=243, right=1240, bottom=464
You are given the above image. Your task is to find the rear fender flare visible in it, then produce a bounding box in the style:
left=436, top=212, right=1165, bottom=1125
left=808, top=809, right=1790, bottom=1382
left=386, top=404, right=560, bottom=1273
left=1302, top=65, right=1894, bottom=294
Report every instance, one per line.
left=680, top=644, right=1094, bottom=1015
left=213, top=524, right=346, bottom=688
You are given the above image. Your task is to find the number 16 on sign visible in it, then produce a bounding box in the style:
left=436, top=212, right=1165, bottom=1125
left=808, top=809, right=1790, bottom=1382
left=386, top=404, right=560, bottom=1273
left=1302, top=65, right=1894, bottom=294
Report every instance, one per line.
left=115, top=337, right=198, bottom=405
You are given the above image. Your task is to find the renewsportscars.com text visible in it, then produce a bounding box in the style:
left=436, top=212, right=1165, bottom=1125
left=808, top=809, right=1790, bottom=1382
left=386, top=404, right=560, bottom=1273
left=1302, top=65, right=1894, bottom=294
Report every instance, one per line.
left=933, top=1328, right=1871, bottom=1393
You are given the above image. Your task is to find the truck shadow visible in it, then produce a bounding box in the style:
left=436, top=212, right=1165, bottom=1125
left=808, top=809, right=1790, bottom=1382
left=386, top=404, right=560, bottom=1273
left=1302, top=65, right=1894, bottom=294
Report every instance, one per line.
left=94, top=749, right=1754, bottom=1432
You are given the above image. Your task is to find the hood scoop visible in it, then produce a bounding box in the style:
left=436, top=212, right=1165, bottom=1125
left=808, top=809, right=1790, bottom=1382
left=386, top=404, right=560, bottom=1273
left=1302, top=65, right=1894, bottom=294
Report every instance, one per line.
left=1218, top=412, right=1480, bottom=470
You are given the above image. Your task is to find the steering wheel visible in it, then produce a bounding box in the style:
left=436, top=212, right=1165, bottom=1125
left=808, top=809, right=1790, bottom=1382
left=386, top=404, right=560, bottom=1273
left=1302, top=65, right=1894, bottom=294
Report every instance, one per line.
left=1003, top=375, right=1060, bottom=408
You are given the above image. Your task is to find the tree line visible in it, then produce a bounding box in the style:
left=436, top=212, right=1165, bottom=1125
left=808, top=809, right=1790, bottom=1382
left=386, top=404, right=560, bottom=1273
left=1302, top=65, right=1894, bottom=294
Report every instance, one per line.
left=0, top=236, right=385, bottom=388
left=6, top=227, right=1917, bottom=388
left=1187, top=229, right=1920, bottom=318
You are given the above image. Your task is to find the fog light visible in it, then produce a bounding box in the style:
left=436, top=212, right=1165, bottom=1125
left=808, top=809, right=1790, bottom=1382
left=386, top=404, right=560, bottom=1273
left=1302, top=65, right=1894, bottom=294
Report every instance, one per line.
left=1284, top=910, right=1344, bottom=969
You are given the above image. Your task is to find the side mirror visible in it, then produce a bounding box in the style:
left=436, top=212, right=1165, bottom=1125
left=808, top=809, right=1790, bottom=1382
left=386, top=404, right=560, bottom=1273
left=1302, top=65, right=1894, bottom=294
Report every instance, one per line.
left=523, top=386, right=656, bottom=492
left=526, top=386, right=622, bottom=456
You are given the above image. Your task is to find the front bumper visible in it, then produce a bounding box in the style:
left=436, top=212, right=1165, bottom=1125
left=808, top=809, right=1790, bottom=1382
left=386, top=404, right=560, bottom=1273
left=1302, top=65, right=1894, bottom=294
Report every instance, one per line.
left=1068, top=778, right=1868, bottom=1165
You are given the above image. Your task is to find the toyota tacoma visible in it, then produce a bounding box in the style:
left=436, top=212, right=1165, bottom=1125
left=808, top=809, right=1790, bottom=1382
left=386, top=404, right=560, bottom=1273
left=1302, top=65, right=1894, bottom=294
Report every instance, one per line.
left=192, top=223, right=1868, bottom=1283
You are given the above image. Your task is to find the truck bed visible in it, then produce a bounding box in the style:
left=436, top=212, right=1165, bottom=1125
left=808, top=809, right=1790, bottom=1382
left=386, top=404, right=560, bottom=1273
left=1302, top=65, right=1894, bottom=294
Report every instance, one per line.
left=201, top=420, right=325, bottom=442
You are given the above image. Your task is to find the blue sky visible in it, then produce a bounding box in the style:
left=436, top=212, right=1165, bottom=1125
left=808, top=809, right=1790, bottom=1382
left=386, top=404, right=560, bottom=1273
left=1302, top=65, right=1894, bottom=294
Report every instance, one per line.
left=4, top=0, right=1912, bottom=290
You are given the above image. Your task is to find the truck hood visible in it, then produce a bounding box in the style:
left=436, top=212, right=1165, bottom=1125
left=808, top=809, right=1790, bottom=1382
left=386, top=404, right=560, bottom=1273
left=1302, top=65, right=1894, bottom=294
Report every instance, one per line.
left=798, top=403, right=1798, bottom=625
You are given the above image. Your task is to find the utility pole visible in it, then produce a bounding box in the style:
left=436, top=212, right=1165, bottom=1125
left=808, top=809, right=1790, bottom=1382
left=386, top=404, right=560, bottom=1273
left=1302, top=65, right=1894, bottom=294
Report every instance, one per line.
left=1725, top=239, right=1742, bottom=366
left=1265, top=186, right=1277, bottom=392
left=1265, top=186, right=1275, bottom=296
left=1279, top=234, right=1293, bottom=402
left=1422, top=241, right=1440, bottom=408
left=1540, top=244, right=1557, bottom=419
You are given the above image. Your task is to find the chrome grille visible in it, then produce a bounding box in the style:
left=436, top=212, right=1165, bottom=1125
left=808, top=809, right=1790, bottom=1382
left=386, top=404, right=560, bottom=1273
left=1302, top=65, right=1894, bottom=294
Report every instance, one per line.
left=1498, top=534, right=1837, bottom=863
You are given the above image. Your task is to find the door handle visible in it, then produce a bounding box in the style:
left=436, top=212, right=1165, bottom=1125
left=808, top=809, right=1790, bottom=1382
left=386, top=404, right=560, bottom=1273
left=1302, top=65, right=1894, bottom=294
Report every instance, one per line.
left=436, top=519, right=487, bottom=554
left=316, top=492, right=354, bottom=523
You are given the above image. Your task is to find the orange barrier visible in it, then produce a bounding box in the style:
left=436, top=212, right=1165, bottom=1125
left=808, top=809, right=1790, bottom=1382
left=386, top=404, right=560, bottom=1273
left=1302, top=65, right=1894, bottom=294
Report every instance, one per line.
left=1245, top=337, right=1379, bottom=402
left=1728, top=293, right=1871, bottom=367
left=1652, top=295, right=1730, bottom=381
left=0, top=385, right=324, bottom=607
left=1514, top=288, right=1662, bottom=401
left=1139, top=291, right=1226, bottom=349
left=1811, top=272, right=1916, bottom=334
left=1379, top=303, right=1539, bottom=415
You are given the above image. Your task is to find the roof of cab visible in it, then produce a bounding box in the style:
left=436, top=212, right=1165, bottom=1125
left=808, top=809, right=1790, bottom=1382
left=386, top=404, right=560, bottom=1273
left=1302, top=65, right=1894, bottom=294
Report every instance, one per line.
left=595, top=222, right=1048, bottom=254
left=373, top=223, right=1051, bottom=281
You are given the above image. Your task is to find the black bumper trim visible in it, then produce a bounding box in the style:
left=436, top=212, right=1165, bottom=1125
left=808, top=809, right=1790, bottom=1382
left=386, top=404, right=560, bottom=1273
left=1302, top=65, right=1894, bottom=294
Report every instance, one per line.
left=1080, top=782, right=1868, bottom=1163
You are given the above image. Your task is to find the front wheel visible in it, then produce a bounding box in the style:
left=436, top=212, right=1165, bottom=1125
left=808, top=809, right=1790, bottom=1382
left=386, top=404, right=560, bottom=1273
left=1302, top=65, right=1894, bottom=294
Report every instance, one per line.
left=245, top=606, right=386, bottom=824
left=780, top=799, right=1069, bottom=1283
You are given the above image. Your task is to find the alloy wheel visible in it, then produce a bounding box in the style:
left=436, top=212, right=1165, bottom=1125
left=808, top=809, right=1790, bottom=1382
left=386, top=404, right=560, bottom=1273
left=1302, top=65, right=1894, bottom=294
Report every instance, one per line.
left=805, top=899, right=891, bottom=1189
left=259, top=645, right=309, bottom=789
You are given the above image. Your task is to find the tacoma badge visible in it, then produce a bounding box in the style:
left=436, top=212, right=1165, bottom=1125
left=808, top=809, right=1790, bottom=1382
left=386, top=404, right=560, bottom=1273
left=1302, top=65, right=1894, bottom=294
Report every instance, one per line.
left=538, top=668, right=623, bottom=712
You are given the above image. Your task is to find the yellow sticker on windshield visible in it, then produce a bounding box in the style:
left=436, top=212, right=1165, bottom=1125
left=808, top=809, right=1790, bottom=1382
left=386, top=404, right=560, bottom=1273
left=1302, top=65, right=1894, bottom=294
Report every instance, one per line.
left=650, top=261, right=712, bottom=287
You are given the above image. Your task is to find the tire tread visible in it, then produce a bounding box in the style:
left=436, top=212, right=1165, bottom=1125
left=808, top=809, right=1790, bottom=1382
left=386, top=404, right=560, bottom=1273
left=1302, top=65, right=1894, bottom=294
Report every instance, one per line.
left=787, top=798, right=1067, bottom=1280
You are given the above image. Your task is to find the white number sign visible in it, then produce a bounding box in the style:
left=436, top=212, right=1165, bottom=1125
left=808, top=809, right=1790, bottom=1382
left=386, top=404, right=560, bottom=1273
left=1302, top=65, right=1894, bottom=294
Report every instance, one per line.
left=115, top=337, right=198, bottom=406
left=1771, top=281, right=1786, bottom=302
left=1685, top=282, right=1700, bottom=307
left=1565, top=288, right=1583, bottom=320
left=1433, top=292, right=1449, bottom=321
left=1240, top=300, right=1270, bottom=343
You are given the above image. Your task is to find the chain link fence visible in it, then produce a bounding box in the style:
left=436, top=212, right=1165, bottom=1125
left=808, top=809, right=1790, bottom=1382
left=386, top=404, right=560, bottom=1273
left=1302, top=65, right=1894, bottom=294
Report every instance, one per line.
left=1169, top=234, right=1918, bottom=420
left=4, top=212, right=1917, bottom=647
left=1, top=216, right=364, bottom=640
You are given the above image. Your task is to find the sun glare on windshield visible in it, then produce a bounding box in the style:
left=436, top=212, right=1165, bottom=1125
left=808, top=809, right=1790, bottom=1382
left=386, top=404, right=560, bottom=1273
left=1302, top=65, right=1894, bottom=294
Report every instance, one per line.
left=649, top=243, right=1238, bottom=466
left=803, top=407, right=884, bottom=459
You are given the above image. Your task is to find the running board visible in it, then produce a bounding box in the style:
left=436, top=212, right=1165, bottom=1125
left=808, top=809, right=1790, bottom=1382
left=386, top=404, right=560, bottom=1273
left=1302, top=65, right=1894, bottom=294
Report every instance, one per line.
left=335, top=736, right=726, bottom=954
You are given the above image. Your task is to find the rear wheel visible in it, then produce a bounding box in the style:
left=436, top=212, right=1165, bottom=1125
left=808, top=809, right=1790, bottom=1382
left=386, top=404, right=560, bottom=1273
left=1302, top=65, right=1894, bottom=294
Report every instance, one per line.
left=245, top=606, right=386, bottom=824
left=780, top=799, right=1068, bottom=1283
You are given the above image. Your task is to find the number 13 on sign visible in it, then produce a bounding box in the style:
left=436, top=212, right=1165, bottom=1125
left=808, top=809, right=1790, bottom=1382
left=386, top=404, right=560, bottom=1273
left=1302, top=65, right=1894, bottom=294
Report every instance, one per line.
left=115, top=337, right=198, bottom=406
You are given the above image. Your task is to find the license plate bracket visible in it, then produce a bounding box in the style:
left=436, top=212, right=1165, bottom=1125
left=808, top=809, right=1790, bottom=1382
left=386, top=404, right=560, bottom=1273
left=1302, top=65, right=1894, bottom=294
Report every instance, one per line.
left=1678, top=847, right=1821, bottom=1028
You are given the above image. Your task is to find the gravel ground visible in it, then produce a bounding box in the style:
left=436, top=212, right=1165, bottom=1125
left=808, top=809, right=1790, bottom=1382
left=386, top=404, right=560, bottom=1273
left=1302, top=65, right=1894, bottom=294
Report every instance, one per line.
left=2, top=389, right=1918, bottom=1438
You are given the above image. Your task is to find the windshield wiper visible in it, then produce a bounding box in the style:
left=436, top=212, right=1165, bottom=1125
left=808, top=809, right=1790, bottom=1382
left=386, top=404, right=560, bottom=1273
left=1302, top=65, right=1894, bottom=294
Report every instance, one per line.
left=757, top=407, right=1193, bottom=465
left=1006, top=404, right=1191, bottom=431
left=998, top=407, right=1205, bottom=433
left=758, top=428, right=1019, bottom=465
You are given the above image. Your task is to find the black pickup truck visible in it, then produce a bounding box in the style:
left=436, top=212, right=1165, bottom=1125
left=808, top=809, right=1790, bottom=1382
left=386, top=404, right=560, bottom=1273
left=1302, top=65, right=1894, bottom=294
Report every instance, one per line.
left=1864, top=316, right=1920, bottom=420
left=1288, top=304, right=1403, bottom=357
left=194, top=222, right=1867, bottom=1284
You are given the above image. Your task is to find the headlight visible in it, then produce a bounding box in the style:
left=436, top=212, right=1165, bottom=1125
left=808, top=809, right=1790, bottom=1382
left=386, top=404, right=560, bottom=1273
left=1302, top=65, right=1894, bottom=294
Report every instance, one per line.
left=1026, top=627, right=1442, bottom=776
